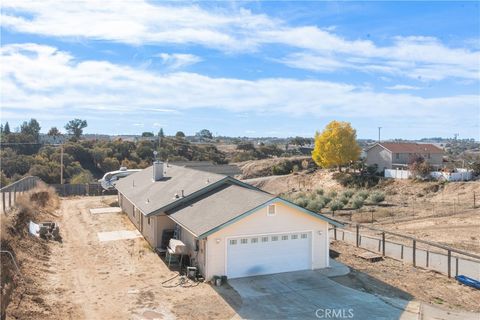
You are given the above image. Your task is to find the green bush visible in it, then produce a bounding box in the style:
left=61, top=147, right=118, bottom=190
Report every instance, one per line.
left=330, top=200, right=344, bottom=212
left=342, top=189, right=355, bottom=198
left=338, top=196, right=349, bottom=205
left=369, top=191, right=385, bottom=204
left=322, top=196, right=332, bottom=205
left=351, top=196, right=364, bottom=209
left=356, top=190, right=370, bottom=200
left=306, top=199, right=325, bottom=212
left=294, top=197, right=309, bottom=208
left=327, top=190, right=337, bottom=198
left=315, top=188, right=324, bottom=196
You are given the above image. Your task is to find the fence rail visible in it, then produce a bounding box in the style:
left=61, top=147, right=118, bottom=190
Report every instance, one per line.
left=51, top=183, right=117, bottom=197
left=331, top=223, right=480, bottom=281
left=1, top=176, right=41, bottom=214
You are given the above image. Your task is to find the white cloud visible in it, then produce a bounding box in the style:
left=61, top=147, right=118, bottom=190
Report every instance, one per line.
left=1, top=44, right=477, bottom=127
left=386, top=85, right=422, bottom=90
left=1, top=1, right=479, bottom=80
left=156, top=53, right=202, bottom=70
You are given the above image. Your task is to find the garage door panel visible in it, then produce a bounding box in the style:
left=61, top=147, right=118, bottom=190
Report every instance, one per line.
left=227, top=232, right=311, bottom=278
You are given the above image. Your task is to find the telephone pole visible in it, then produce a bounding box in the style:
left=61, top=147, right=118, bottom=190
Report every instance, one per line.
left=378, top=127, right=382, bottom=142
left=60, top=144, right=64, bottom=184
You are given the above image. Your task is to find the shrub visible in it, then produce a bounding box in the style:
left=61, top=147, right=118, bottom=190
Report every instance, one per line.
left=369, top=191, right=385, bottom=204
left=315, top=188, right=324, bottom=196
left=330, top=200, right=344, bottom=212
left=351, top=196, right=364, bottom=209
left=342, top=189, right=355, bottom=198
left=306, top=199, right=325, bottom=212
left=338, top=196, right=349, bottom=205
left=294, top=197, right=309, bottom=208
left=356, top=190, right=369, bottom=200
left=327, top=191, right=337, bottom=198
left=322, top=196, right=332, bottom=205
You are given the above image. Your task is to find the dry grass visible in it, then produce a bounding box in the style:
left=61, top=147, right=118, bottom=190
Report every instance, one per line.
left=1, top=183, right=60, bottom=318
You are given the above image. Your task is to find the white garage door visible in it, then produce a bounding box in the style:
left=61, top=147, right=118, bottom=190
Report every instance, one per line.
left=226, top=231, right=311, bottom=279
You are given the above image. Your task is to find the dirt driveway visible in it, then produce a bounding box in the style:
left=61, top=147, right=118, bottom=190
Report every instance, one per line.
left=43, top=196, right=236, bottom=320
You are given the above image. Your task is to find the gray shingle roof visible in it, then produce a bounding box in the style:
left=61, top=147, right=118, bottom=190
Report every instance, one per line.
left=115, top=164, right=226, bottom=215
left=166, top=184, right=275, bottom=237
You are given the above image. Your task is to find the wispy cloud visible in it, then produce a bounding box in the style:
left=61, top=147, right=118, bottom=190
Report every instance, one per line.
left=1, top=44, right=477, bottom=128
left=2, top=1, right=478, bottom=81
left=386, top=85, right=422, bottom=90
left=155, top=53, right=202, bottom=70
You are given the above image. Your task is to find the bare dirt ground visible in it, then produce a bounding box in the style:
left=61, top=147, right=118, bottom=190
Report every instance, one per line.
left=8, top=196, right=236, bottom=320
left=330, top=241, right=480, bottom=313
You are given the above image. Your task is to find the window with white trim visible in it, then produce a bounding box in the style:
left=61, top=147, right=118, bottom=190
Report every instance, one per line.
left=229, top=239, right=237, bottom=245
left=262, top=236, right=269, bottom=243
left=147, top=217, right=151, bottom=225
left=251, top=238, right=258, bottom=244
left=281, top=235, right=288, bottom=241
left=267, top=204, right=276, bottom=216
left=271, top=236, right=278, bottom=241
left=301, top=233, right=308, bottom=239
left=240, top=238, right=248, bottom=244
left=291, top=234, right=298, bottom=240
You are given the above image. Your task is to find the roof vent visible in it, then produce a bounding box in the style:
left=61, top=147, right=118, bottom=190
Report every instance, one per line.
left=174, top=193, right=180, bottom=199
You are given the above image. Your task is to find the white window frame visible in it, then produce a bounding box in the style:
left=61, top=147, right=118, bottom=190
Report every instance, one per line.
left=267, top=204, right=276, bottom=216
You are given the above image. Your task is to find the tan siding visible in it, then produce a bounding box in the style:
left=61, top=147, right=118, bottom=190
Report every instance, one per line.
left=204, top=202, right=329, bottom=280
left=366, top=145, right=392, bottom=171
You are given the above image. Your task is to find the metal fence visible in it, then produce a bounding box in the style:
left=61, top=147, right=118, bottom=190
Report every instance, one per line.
left=51, top=183, right=117, bottom=197
left=0, top=176, right=41, bottom=213
left=331, top=223, right=480, bottom=281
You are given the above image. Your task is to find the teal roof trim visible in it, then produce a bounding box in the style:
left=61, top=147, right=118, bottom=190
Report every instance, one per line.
left=198, top=197, right=344, bottom=239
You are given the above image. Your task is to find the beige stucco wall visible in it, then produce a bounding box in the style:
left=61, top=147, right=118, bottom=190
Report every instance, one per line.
left=155, top=215, right=176, bottom=248
left=391, top=152, right=443, bottom=168
left=366, top=145, right=392, bottom=171
left=204, top=201, right=329, bottom=280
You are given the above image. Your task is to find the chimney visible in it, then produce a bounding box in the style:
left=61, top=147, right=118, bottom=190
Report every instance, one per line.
left=153, top=161, right=164, bottom=181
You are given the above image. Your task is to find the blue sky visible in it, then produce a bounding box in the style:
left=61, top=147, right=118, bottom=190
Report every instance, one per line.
left=1, top=1, right=479, bottom=139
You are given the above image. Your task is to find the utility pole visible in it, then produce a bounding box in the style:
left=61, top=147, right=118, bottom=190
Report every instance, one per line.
left=60, top=144, right=64, bottom=184
left=378, top=127, right=382, bottom=142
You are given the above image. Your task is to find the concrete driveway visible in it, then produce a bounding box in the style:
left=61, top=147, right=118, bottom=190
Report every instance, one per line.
left=226, top=270, right=418, bottom=320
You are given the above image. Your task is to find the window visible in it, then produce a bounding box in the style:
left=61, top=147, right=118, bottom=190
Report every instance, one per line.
left=133, top=207, right=135, bottom=217
left=267, top=204, right=276, bottom=216
left=271, top=236, right=278, bottom=241
left=251, top=238, right=258, bottom=244
left=229, top=239, right=237, bottom=245
left=301, top=233, right=308, bottom=239
left=240, top=238, right=248, bottom=244
left=427, top=153, right=431, bottom=159
left=291, top=234, right=298, bottom=240
left=395, top=153, right=400, bottom=160
left=281, top=235, right=288, bottom=241
left=262, top=236, right=269, bottom=243
left=147, top=217, right=150, bottom=225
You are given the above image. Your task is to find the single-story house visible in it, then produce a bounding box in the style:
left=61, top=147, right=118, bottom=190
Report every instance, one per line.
left=366, top=142, right=444, bottom=172
left=115, top=161, right=342, bottom=280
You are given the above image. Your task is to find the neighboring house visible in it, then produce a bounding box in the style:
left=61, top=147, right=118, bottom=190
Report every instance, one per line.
left=115, top=162, right=342, bottom=280
left=366, top=142, right=444, bottom=172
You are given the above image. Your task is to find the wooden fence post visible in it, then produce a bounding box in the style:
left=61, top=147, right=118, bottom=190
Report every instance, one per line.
left=8, top=191, right=12, bottom=208
left=382, top=232, right=385, bottom=256
left=2, top=192, right=5, bottom=214
left=426, top=251, right=429, bottom=267
left=356, top=224, right=360, bottom=247
left=334, top=226, right=337, bottom=240
left=412, top=239, right=416, bottom=267
left=447, top=250, right=451, bottom=278
left=474, top=191, right=476, bottom=209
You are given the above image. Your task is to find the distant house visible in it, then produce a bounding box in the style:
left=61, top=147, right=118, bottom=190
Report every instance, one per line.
left=115, top=162, right=341, bottom=280
left=366, top=142, right=444, bottom=172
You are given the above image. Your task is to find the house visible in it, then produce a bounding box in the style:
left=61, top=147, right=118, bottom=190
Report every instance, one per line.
left=115, top=161, right=342, bottom=280
left=366, top=142, right=444, bottom=172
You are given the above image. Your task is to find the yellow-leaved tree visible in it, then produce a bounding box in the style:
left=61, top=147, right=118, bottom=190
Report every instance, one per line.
left=312, top=121, right=361, bottom=171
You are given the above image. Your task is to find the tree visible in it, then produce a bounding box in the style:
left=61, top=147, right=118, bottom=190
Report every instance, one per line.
left=409, top=156, right=432, bottom=179
left=196, top=129, right=213, bottom=140
left=3, top=122, right=10, bottom=135
left=175, top=131, right=185, bottom=139
left=142, top=132, right=154, bottom=137
left=158, top=128, right=165, bottom=138
left=20, top=119, right=41, bottom=141
left=65, top=119, right=87, bottom=139
left=236, top=142, right=255, bottom=151
left=48, top=127, right=61, bottom=136
left=312, top=121, right=361, bottom=171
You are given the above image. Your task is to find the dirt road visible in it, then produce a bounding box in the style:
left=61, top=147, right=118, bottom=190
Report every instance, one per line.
left=40, top=196, right=236, bottom=320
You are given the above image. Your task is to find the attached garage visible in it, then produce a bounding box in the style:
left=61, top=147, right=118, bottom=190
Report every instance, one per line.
left=226, top=231, right=312, bottom=278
